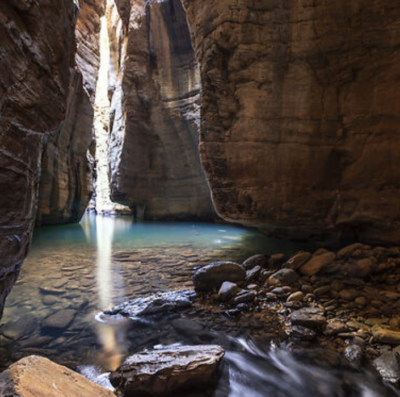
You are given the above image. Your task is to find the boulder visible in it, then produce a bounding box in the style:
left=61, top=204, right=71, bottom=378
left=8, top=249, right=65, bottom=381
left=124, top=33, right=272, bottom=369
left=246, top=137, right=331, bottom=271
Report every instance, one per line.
left=283, top=252, right=312, bottom=271
left=193, top=262, right=246, bottom=291
left=242, top=254, right=269, bottom=270
left=217, top=282, right=240, bottom=302
left=373, top=352, right=400, bottom=385
left=0, top=356, right=114, bottom=397
left=291, top=307, right=326, bottom=328
left=299, top=252, right=335, bottom=276
left=110, top=345, right=225, bottom=396
left=267, top=269, right=299, bottom=286
left=104, top=290, right=195, bottom=318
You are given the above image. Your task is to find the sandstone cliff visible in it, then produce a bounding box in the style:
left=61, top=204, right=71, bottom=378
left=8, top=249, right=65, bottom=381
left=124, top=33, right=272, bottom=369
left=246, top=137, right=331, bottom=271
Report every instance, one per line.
left=36, top=0, right=104, bottom=226
left=182, top=0, right=400, bottom=243
left=0, top=0, right=78, bottom=316
left=107, top=0, right=215, bottom=220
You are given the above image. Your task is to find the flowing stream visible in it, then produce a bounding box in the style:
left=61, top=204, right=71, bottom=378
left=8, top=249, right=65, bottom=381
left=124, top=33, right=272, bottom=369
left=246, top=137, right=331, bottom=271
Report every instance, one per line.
left=0, top=213, right=398, bottom=396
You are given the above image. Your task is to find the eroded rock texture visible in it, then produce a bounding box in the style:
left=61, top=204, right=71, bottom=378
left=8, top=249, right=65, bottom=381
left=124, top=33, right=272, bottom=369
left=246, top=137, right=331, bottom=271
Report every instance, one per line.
left=182, top=0, right=400, bottom=243
left=0, top=0, right=77, bottom=316
left=36, top=0, right=104, bottom=226
left=108, top=0, right=215, bottom=220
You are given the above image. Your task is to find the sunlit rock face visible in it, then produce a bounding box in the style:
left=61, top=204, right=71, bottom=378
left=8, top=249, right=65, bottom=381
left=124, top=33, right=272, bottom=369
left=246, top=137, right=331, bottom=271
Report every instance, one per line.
left=36, top=0, right=105, bottom=226
left=0, top=0, right=78, bottom=316
left=182, top=0, right=400, bottom=243
left=107, top=0, right=215, bottom=221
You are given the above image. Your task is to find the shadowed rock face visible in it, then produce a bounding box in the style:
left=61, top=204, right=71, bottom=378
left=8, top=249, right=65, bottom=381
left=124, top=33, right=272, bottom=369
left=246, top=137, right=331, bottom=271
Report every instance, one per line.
left=0, top=0, right=78, bottom=317
left=182, top=0, right=400, bottom=243
left=36, top=0, right=104, bottom=226
left=108, top=0, right=215, bottom=221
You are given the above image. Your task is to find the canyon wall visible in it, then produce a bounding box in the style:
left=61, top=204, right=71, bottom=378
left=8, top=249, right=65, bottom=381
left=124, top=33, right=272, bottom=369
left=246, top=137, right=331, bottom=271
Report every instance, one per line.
left=36, top=0, right=104, bottom=226
left=0, top=0, right=78, bottom=316
left=182, top=0, right=400, bottom=243
left=107, top=0, right=215, bottom=221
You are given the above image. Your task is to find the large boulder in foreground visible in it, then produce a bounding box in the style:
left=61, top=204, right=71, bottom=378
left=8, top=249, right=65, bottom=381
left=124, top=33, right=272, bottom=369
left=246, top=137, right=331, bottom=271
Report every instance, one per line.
left=110, top=345, right=225, bottom=396
left=0, top=355, right=114, bottom=397
left=193, top=262, right=246, bottom=291
left=104, top=290, right=196, bottom=319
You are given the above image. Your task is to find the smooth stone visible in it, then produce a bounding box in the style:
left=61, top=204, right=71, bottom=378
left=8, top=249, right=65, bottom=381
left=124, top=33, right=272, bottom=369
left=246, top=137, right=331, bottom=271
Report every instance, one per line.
left=232, top=290, right=257, bottom=305
left=104, top=290, right=195, bottom=318
left=291, top=307, right=326, bottom=328
left=283, top=252, right=312, bottom=271
left=0, top=356, right=114, bottom=397
left=299, top=252, right=335, bottom=276
left=267, top=269, right=299, bottom=286
left=373, top=352, right=400, bottom=385
left=246, top=266, right=261, bottom=281
left=338, top=243, right=370, bottom=258
left=290, top=325, right=316, bottom=341
left=314, top=286, right=331, bottom=297
left=242, top=254, right=269, bottom=270
left=39, top=286, right=65, bottom=295
left=172, top=319, right=205, bottom=337
left=372, top=327, right=400, bottom=345
left=193, top=262, right=246, bottom=291
left=217, top=282, right=240, bottom=302
left=287, top=291, right=304, bottom=302
left=339, top=289, right=361, bottom=300
left=355, top=297, right=368, bottom=306
left=42, top=309, right=76, bottom=330
left=110, top=345, right=225, bottom=396
left=42, top=295, right=58, bottom=306
left=324, top=320, right=349, bottom=336
left=268, top=253, right=286, bottom=268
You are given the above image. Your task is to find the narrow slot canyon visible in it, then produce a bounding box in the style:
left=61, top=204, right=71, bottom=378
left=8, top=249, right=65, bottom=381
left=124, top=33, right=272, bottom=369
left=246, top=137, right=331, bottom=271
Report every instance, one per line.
left=1, top=1, right=400, bottom=396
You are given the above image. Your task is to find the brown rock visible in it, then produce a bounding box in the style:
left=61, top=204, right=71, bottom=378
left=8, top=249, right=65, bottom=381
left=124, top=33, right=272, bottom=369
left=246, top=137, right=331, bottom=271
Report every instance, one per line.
left=110, top=345, right=225, bottom=396
left=283, top=252, right=312, bottom=271
left=0, top=355, right=114, bottom=396
left=299, top=252, right=335, bottom=276
left=373, top=327, right=400, bottom=345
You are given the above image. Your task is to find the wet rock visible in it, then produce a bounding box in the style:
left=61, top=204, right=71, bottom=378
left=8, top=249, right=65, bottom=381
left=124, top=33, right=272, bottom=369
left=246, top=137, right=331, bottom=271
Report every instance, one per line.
left=242, top=254, right=269, bottom=270
left=267, top=269, right=299, bottom=286
left=290, top=325, right=316, bottom=341
left=42, top=295, right=58, bottom=306
left=339, top=289, right=361, bottom=301
left=372, top=327, right=400, bottom=345
left=0, top=355, right=114, bottom=396
left=1, top=318, right=38, bottom=340
left=268, top=254, right=286, bottom=268
left=299, top=252, right=336, bottom=276
left=355, top=297, right=368, bottom=306
left=78, top=366, right=114, bottom=392
left=217, top=282, right=240, bottom=302
left=324, top=320, right=349, bottom=336
left=291, top=307, right=326, bottom=328
left=39, top=286, right=65, bottom=295
left=338, top=243, right=370, bottom=258
left=287, top=291, right=304, bottom=302
left=104, top=290, right=195, bottom=318
left=193, top=262, right=246, bottom=291
left=344, top=344, right=363, bottom=364
left=283, top=252, right=312, bottom=271
left=246, top=266, right=261, bottom=281
left=232, top=290, right=257, bottom=305
left=314, top=286, right=331, bottom=297
left=42, top=309, right=76, bottom=330
left=110, top=345, right=225, bottom=396
left=172, top=319, right=205, bottom=337
left=373, top=352, right=400, bottom=385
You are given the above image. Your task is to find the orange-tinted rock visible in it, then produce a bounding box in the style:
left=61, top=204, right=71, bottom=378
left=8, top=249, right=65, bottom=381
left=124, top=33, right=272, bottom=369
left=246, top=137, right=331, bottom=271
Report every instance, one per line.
left=182, top=0, right=400, bottom=243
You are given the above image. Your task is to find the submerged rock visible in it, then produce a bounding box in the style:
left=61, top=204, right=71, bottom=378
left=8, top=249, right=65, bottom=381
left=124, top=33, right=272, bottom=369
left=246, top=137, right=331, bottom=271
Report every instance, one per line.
left=0, top=355, right=114, bottom=397
left=110, top=345, right=225, bottom=396
left=104, top=290, right=195, bottom=318
left=193, top=262, right=246, bottom=291
left=42, top=309, right=76, bottom=330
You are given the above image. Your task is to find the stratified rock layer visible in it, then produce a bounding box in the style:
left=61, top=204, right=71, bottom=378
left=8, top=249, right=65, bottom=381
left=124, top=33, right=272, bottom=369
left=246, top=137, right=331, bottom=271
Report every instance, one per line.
left=36, top=0, right=104, bottom=226
left=108, top=0, right=215, bottom=220
left=182, top=0, right=400, bottom=243
left=0, top=0, right=78, bottom=317
left=0, top=355, right=114, bottom=397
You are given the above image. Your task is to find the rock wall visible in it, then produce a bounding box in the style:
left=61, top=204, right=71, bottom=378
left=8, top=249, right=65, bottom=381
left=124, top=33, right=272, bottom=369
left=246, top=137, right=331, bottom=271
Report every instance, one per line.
left=0, top=0, right=78, bottom=317
left=182, top=0, right=400, bottom=243
left=36, top=0, right=104, bottom=226
left=108, top=0, right=215, bottom=221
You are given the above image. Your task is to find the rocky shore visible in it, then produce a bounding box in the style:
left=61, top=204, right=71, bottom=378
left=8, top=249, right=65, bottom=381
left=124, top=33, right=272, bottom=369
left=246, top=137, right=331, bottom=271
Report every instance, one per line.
left=2, top=242, right=400, bottom=395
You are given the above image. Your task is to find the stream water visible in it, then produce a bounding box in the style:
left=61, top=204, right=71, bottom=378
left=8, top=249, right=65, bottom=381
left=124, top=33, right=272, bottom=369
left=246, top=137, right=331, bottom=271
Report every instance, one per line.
left=0, top=213, right=398, bottom=396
